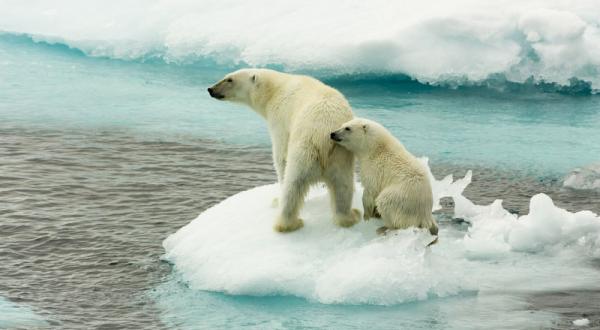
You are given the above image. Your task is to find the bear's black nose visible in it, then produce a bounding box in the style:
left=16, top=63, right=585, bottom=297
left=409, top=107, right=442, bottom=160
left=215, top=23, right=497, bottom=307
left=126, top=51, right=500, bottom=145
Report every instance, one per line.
left=207, top=88, right=225, bottom=100
left=330, top=132, right=336, bottom=139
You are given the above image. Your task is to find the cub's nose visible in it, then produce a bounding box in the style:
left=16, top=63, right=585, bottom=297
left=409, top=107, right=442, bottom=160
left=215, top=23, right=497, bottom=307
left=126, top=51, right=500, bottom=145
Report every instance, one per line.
left=330, top=132, right=342, bottom=142
left=207, top=87, right=214, bottom=96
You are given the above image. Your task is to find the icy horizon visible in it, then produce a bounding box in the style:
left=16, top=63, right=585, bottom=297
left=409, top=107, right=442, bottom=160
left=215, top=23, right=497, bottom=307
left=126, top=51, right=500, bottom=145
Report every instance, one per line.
left=1, top=0, right=600, bottom=89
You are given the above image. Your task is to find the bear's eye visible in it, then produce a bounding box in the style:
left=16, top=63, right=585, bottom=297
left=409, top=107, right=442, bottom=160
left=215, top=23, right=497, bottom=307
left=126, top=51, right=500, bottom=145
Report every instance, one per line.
left=226, top=78, right=233, bottom=83
left=345, top=127, right=351, bottom=131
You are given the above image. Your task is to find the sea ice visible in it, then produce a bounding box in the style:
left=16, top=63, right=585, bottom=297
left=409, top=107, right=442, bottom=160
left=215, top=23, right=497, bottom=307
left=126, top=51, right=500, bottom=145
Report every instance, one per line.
left=163, top=183, right=468, bottom=305
left=163, top=159, right=600, bottom=304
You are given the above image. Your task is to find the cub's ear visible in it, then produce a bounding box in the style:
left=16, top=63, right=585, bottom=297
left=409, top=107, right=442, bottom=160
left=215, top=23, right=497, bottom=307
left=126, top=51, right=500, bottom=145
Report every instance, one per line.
left=362, top=124, right=368, bottom=133
left=251, top=75, right=256, bottom=83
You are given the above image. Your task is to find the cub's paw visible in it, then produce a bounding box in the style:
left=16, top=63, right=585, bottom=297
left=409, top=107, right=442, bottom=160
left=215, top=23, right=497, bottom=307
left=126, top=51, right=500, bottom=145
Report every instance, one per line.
left=376, top=226, right=389, bottom=236
left=274, top=217, right=304, bottom=233
left=335, top=209, right=360, bottom=228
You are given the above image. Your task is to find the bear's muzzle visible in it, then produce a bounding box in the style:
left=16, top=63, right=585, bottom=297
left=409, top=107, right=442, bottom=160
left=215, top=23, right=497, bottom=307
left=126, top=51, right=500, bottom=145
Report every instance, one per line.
left=207, top=87, right=224, bottom=100
left=330, top=132, right=342, bottom=142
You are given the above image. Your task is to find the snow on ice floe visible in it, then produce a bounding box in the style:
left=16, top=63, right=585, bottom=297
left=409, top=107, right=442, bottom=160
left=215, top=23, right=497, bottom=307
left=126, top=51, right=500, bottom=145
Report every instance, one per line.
left=163, top=183, right=469, bottom=305
left=2, top=0, right=600, bottom=89
left=163, top=158, right=600, bottom=305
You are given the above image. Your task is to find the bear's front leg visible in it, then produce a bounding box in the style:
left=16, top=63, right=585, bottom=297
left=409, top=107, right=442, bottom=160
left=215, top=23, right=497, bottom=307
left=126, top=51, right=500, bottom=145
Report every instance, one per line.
left=270, top=137, right=286, bottom=208
left=270, top=128, right=288, bottom=183
left=273, top=152, right=286, bottom=184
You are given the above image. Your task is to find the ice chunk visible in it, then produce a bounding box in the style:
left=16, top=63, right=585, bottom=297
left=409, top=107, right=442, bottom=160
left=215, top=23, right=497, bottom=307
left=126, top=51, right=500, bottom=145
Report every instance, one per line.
left=573, top=318, right=590, bottom=326
left=563, top=163, right=600, bottom=190
left=419, top=157, right=472, bottom=212
left=461, top=192, right=600, bottom=257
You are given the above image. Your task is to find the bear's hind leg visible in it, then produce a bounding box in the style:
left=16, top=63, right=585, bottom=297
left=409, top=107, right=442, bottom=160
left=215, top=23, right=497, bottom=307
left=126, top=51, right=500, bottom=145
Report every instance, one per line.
left=275, top=153, right=318, bottom=233
left=376, top=185, right=411, bottom=231
left=324, top=149, right=360, bottom=228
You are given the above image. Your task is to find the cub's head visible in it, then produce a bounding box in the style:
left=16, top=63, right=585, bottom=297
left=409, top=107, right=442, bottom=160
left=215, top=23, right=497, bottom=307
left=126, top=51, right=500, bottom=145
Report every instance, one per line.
left=207, top=69, right=259, bottom=104
left=330, top=118, right=381, bottom=153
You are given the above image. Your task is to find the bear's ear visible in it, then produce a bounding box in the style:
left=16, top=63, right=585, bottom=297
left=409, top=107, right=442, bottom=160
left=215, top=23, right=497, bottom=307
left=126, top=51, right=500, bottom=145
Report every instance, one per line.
left=251, top=75, right=256, bottom=83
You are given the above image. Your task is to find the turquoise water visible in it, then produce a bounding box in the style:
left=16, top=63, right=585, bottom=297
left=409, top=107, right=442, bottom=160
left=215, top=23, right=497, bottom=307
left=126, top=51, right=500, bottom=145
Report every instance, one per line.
left=2, top=34, right=599, bottom=176
left=0, top=297, right=48, bottom=328
left=2, top=33, right=600, bottom=329
left=152, top=273, right=555, bottom=330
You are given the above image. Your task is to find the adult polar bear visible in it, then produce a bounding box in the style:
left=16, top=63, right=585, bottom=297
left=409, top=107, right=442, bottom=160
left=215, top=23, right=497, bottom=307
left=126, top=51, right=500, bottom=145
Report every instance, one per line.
left=208, top=69, right=360, bottom=232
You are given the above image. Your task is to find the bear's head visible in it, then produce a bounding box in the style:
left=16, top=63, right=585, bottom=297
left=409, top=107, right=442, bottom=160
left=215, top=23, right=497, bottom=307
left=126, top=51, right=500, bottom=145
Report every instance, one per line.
left=331, top=118, right=382, bottom=153
left=207, top=69, right=260, bottom=104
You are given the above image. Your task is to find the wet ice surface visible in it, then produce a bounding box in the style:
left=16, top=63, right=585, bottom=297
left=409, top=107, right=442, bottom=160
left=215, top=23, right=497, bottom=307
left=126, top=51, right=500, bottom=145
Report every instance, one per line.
left=0, top=297, right=47, bottom=329
left=2, top=125, right=599, bottom=329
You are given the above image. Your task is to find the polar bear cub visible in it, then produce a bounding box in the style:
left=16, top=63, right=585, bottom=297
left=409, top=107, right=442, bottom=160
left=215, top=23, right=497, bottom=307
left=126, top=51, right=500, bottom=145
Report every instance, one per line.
left=208, top=69, right=360, bottom=232
left=331, top=118, right=438, bottom=237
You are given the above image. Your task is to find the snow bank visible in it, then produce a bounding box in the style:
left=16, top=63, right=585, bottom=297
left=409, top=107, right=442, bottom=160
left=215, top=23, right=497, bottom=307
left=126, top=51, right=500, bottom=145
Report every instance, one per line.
left=2, top=0, right=600, bottom=89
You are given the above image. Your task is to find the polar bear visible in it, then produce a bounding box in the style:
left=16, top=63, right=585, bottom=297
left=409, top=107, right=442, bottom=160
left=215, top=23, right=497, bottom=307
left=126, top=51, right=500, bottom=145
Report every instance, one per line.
left=330, top=118, right=438, bottom=237
left=208, top=69, right=360, bottom=232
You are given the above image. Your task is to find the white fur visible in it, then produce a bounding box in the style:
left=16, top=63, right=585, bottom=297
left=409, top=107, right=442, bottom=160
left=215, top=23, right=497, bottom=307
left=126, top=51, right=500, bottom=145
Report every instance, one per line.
left=331, top=118, right=438, bottom=236
left=209, top=69, right=360, bottom=232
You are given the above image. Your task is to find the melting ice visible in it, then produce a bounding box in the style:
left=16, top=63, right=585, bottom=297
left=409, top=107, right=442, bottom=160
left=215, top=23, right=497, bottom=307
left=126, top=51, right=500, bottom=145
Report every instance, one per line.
left=163, top=159, right=600, bottom=305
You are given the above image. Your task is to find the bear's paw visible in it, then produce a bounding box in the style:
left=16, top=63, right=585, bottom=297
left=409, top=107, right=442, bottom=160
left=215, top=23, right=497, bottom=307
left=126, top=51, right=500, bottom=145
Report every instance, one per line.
left=334, top=209, right=361, bottom=228
left=274, top=217, right=304, bottom=233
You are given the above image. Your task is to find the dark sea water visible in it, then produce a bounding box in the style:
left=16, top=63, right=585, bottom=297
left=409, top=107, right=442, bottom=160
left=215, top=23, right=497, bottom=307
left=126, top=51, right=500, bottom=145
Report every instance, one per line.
left=1, top=124, right=599, bottom=329
left=0, top=125, right=275, bottom=329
